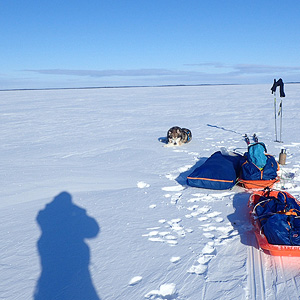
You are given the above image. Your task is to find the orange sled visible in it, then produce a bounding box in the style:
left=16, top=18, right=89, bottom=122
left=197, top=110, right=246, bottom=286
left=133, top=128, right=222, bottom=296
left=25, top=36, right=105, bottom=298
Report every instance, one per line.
left=249, top=190, right=300, bottom=256
left=238, top=178, right=279, bottom=189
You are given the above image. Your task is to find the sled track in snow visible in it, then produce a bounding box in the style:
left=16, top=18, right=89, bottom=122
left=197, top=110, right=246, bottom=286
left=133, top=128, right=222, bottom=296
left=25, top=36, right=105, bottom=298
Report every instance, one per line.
left=276, top=256, right=300, bottom=300
left=247, top=235, right=300, bottom=300
left=247, top=242, right=266, bottom=300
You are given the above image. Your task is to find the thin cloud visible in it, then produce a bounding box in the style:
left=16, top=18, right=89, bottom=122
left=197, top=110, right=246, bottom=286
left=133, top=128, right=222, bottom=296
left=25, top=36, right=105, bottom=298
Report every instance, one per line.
left=21, top=64, right=300, bottom=88
left=184, top=62, right=300, bottom=75
left=25, top=64, right=300, bottom=79
left=184, top=62, right=227, bottom=69
left=25, top=68, right=202, bottom=78
left=233, top=64, right=300, bottom=75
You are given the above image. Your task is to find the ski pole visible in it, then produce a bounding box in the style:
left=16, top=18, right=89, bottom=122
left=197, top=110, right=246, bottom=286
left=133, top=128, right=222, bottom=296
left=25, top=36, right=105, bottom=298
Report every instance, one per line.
left=271, top=79, right=278, bottom=142
left=274, top=91, right=278, bottom=142
left=271, top=78, right=285, bottom=142
left=279, top=98, right=283, bottom=142
left=278, top=78, right=285, bottom=143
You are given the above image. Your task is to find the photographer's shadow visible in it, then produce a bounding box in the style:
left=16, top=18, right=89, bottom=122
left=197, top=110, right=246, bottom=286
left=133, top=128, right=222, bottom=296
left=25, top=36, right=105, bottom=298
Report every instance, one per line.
left=34, top=191, right=101, bottom=300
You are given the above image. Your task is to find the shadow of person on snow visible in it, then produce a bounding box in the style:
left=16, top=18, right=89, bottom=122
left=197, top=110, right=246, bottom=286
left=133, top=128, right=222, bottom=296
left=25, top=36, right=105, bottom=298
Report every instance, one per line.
left=34, top=191, right=101, bottom=300
left=227, top=192, right=258, bottom=249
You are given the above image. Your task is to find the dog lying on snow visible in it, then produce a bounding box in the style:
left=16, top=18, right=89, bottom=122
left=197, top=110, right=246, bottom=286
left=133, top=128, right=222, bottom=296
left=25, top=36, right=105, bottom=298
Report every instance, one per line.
left=165, top=126, right=192, bottom=147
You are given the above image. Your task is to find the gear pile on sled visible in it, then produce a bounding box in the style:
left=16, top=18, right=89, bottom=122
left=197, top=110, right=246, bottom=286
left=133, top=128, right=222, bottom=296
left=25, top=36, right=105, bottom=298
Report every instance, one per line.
left=187, top=141, right=279, bottom=190
left=238, top=142, right=279, bottom=189
left=186, top=78, right=300, bottom=255
left=249, top=190, right=300, bottom=256
left=186, top=143, right=300, bottom=256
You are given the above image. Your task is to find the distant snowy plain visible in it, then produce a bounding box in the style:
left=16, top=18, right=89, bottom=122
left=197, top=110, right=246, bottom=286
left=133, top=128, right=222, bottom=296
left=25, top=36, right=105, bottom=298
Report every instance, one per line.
left=1, top=84, right=300, bottom=299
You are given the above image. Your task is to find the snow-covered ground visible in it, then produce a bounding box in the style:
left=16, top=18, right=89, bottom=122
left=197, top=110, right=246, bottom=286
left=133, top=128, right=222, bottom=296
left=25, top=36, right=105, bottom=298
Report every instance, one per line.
left=1, top=84, right=300, bottom=300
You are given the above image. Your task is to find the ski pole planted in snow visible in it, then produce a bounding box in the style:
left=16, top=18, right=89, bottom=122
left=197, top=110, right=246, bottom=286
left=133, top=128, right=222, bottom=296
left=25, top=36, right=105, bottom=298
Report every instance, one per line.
left=278, top=99, right=283, bottom=142
left=271, top=78, right=285, bottom=142
left=273, top=88, right=278, bottom=141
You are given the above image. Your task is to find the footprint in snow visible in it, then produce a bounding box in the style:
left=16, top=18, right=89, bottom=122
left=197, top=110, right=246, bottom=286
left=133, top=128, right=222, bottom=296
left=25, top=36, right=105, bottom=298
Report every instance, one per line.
left=185, top=205, right=211, bottom=219
left=167, top=218, right=186, bottom=238
left=170, top=192, right=182, bottom=205
left=143, top=218, right=192, bottom=246
left=199, top=221, right=237, bottom=246
left=142, top=227, right=178, bottom=246
left=187, top=242, right=216, bottom=275
left=187, top=194, right=213, bottom=203
left=188, top=192, right=233, bottom=203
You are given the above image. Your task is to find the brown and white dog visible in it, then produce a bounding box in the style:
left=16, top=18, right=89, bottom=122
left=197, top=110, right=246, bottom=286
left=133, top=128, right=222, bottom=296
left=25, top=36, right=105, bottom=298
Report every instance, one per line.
left=166, top=126, right=192, bottom=147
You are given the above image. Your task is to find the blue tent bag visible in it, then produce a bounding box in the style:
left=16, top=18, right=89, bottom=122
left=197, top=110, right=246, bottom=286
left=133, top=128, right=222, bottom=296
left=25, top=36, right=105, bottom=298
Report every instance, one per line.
left=187, top=151, right=242, bottom=190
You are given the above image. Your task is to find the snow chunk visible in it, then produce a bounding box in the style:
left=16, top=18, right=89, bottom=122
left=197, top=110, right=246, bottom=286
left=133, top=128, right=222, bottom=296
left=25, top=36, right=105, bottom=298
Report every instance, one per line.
left=178, top=165, right=192, bottom=173
left=166, top=173, right=177, bottom=180
left=215, top=217, right=224, bottom=223
left=162, top=185, right=184, bottom=192
left=160, top=283, right=176, bottom=297
left=148, top=231, right=159, bottom=236
left=202, top=243, right=216, bottom=255
left=145, top=283, right=177, bottom=299
left=203, top=232, right=215, bottom=238
left=188, top=264, right=207, bottom=275
left=171, top=218, right=181, bottom=223
left=129, top=276, right=142, bottom=286
left=170, top=256, right=181, bottom=263
left=148, top=237, right=164, bottom=242
left=206, top=211, right=221, bottom=218
left=137, top=181, right=150, bottom=188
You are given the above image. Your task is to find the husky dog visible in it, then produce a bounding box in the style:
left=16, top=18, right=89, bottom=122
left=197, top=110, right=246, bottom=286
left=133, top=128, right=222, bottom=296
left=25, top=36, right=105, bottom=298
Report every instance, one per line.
left=166, top=126, right=192, bottom=146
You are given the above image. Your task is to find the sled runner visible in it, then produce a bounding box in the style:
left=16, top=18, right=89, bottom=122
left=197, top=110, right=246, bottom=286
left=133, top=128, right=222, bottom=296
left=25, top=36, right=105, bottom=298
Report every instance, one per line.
left=249, top=190, right=300, bottom=256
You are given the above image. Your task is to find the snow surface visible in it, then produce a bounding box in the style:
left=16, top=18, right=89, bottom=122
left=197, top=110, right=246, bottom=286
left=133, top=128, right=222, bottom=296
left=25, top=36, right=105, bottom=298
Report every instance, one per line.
left=1, top=84, right=300, bottom=300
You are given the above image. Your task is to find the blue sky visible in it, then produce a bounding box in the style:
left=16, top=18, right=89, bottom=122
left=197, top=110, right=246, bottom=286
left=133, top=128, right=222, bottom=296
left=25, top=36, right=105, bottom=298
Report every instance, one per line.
left=1, top=0, right=300, bottom=89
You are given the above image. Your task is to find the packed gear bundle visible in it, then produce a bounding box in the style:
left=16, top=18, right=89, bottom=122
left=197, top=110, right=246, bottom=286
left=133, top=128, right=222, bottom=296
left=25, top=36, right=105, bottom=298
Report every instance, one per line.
left=249, top=190, right=300, bottom=256
left=238, top=142, right=279, bottom=189
left=187, top=142, right=279, bottom=190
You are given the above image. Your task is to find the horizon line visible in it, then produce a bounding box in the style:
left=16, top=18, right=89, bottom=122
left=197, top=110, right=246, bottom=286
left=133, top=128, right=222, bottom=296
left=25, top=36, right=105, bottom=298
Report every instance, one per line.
left=0, top=83, right=238, bottom=92
left=1, top=82, right=299, bottom=92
